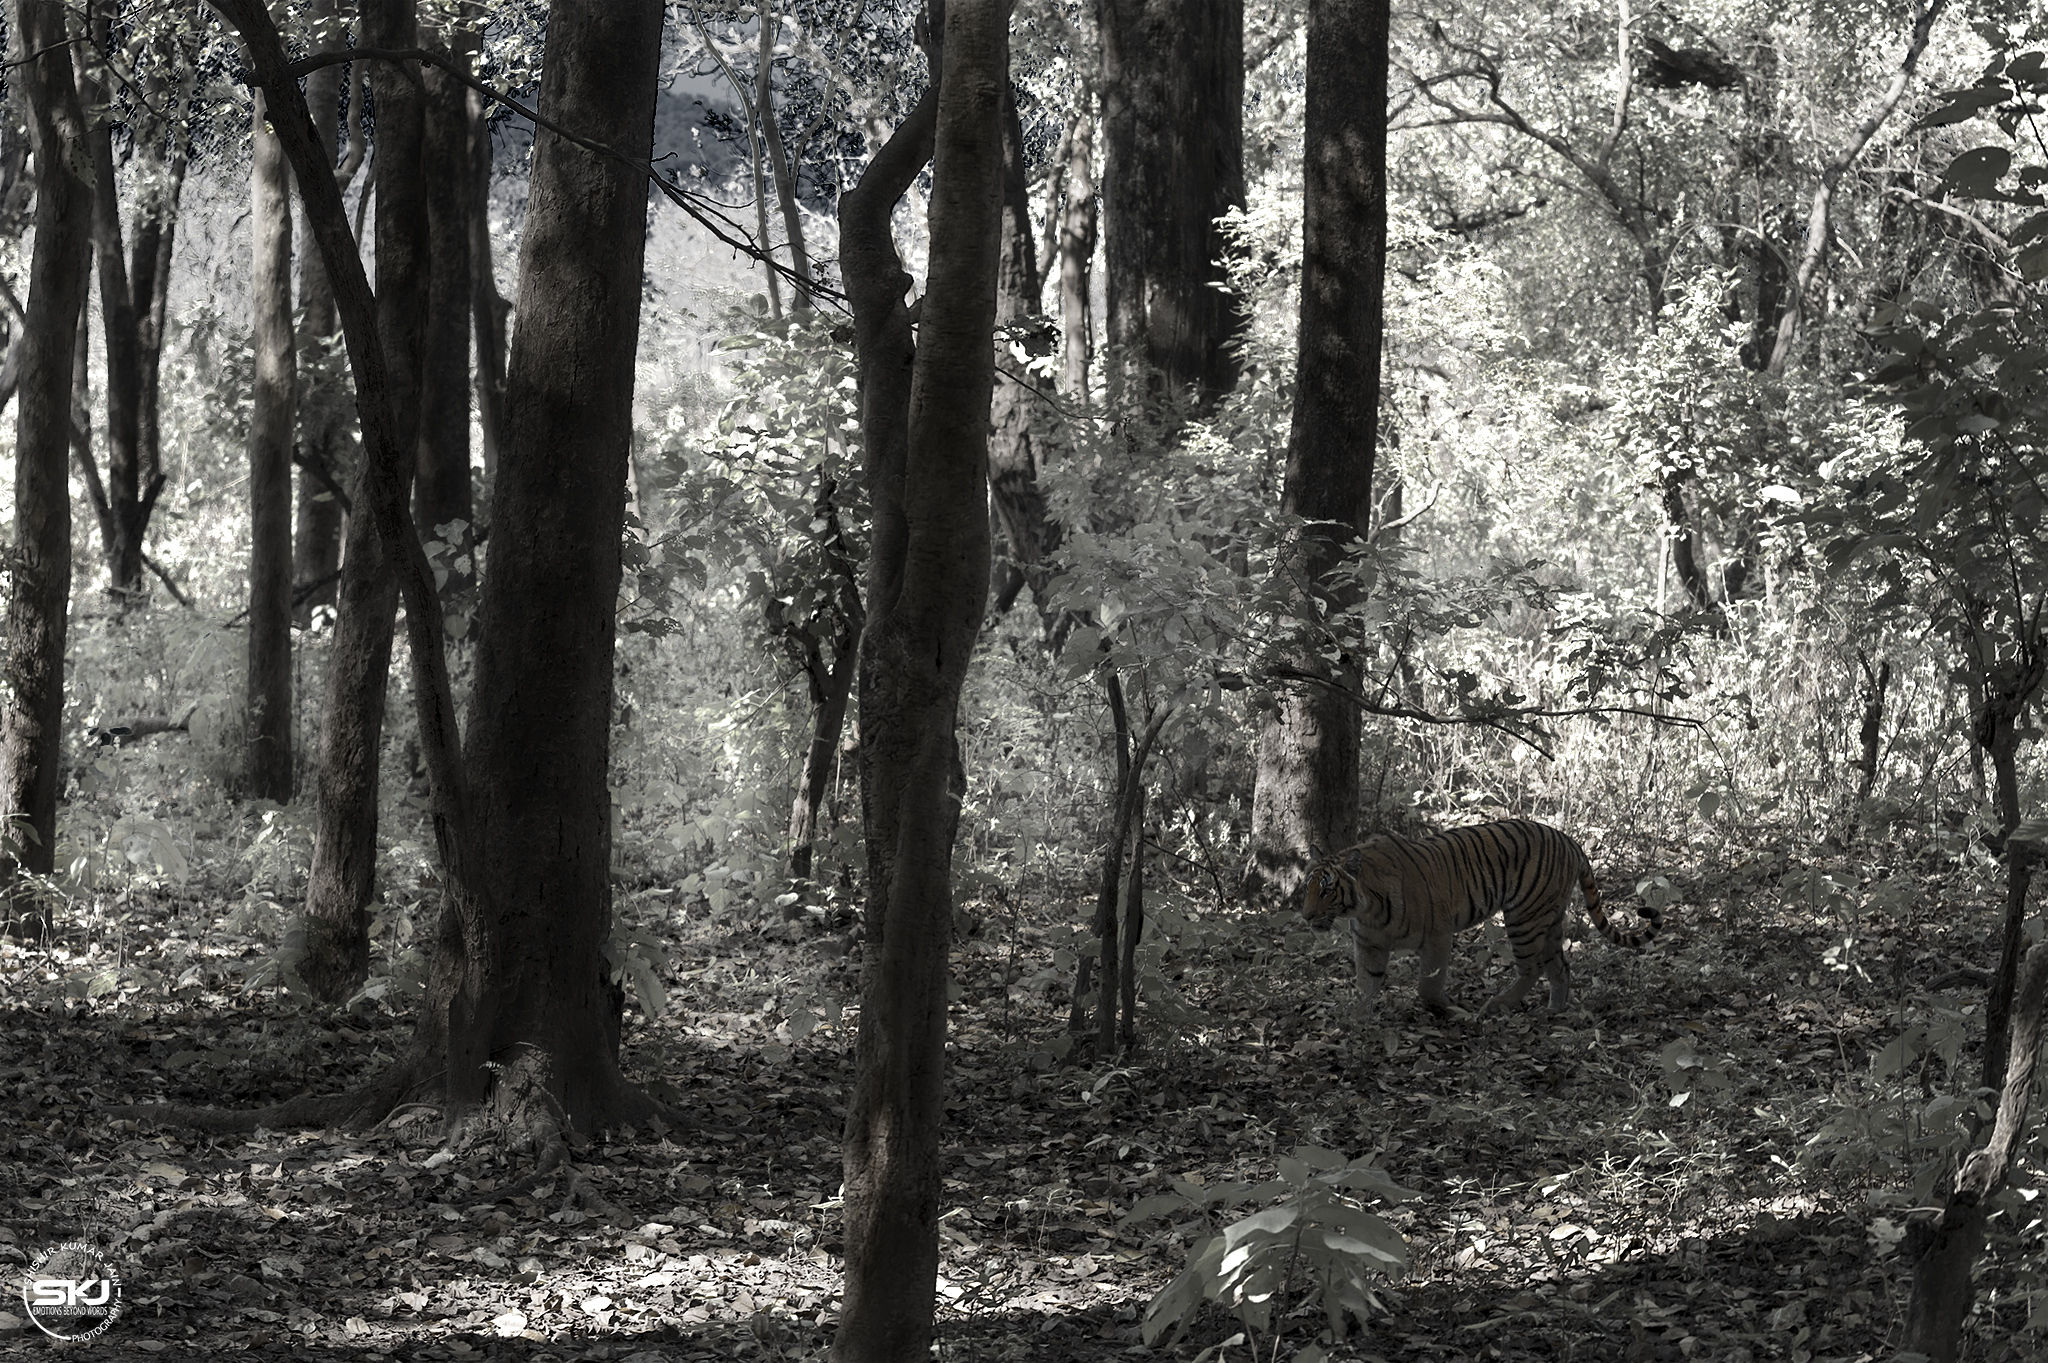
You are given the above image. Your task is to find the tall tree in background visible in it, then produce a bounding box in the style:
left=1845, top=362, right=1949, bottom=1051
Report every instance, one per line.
left=2, top=0, right=92, bottom=928
left=454, top=0, right=665, bottom=1130
left=987, top=90, right=1058, bottom=621
left=468, top=68, right=510, bottom=488
left=300, top=0, right=427, bottom=1001
left=1096, top=0, right=1243, bottom=411
left=244, top=85, right=297, bottom=801
left=293, top=0, right=367, bottom=625
left=833, top=0, right=1006, bottom=1354
left=416, top=12, right=475, bottom=583
left=1246, top=0, right=1389, bottom=901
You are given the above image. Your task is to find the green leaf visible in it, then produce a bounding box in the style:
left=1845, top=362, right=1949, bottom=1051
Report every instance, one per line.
left=1941, top=146, right=2012, bottom=199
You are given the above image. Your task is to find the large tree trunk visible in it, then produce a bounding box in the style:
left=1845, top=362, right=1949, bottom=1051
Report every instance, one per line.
left=300, top=0, right=428, bottom=1003
left=1246, top=0, right=1388, bottom=903
left=416, top=15, right=475, bottom=583
left=244, top=87, right=298, bottom=802
left=987, top=89, right=1058, bottom=623
left=832, top=0, right=1005, bottom=1357
left=2, top=0, right=91, bottom=929
left=1095, top=0, right=1243, bottom=413
left=457, top=0, right=665, bottom=1131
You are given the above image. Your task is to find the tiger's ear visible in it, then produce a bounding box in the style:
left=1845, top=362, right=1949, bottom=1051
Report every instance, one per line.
left=1306, top=842, right=1325, bottom=863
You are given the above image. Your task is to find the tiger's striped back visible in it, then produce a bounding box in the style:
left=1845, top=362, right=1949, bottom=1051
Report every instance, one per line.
left=1301, top=818, right=1658, bottom=1016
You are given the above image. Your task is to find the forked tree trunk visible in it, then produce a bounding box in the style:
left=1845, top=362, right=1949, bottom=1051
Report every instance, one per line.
left=455, top=0, right=665, bottom=1132
left=81, top=0, right=155, bottom=600
left=217, top=0, right=493, bottom=1130
left=416, top=16, right=475, bottom=584
left=1096, top=0, right=1243, bottom=412
left=300, top=0, right=428, bottom=1003
left=2, top=0, right=91, bottom=930
left=244, top=87, right=297, bottom=802
left=1246, top=0, right=1388, bottom=902
left=833, top=0, right=1005, bottom=1357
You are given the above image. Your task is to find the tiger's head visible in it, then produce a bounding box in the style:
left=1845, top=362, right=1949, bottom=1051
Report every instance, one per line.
left=1299, top=847, right=1352, bottom=927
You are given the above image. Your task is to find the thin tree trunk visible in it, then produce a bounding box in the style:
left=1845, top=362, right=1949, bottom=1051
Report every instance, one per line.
left=3, top=0, right=90, bottom=930
left=416, top=16, right=475, bottom=586
left=834, top=0, right=1005, bottom=1356
left=300, top=0, right=428, bottom=1003
left=1058, top=102, right=1096, bottom=399
left=1902, top=942, right=2048, bottom=1362
left=1096, top=0, right=1244, bottom=412
left=788, top=477, right=863, bottom=881
left=81, top=0, right=152, bottom=599
left=1765, top=0, right=1948, bottom=375
left=245, top=87, right=298, bottom=802
left=1854, top=653, right=1889, bottom=817
left=987, top=88, right=1058, bottom=624
left=293, top=0, right=355, bottom=625
left=757, top=8, right=814, bottom=310
left=1246, top=0, right=1388, bottom=902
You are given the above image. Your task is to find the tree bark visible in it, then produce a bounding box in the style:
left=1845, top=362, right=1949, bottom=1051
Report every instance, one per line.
left=987, top=88, right=1058, bottom=623
left=2, top=0, right=91, bottom=929
left=758, top=8, right=814, bottom=311
left=245, top=86, right=298, bottom=802
left=1902, top=942, right=2048, bottom=1363
left=416, top=15, right=474, bottom=581
left=80, top=0, right=154, bottom=600
left=215, top=0, right=494, bottom=1126
left=300, top=0, right=427, bottom=1003
left=1058, top=101, right=1096, bottom=399
left=293, top=0, right=357, bottom=626
left=787, top=477, right=863, bottom=882
left=457, top=0, right=665, bottom=1131
left=1096, top=0, right=1243, bottom=412
left=1246, top=0, right=1388, bottom=903
left=833, top=0, right=1005, bottom=1356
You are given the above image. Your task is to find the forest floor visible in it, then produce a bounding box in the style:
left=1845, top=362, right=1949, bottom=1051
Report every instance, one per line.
left=0, top=818, right=2040, bottom=1362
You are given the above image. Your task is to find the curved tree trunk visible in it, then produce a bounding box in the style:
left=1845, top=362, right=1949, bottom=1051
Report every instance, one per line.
left=2, top=0, right=91, bottom=930
left=833, top=0, right=1005, bottom=1356
left=1246, top=0, right=1388, bottom=903
left=245, top=87, right=298, bottom=802
left=987, top=88, right=1058, bottom=624
left=1096, top=0, right=1243, bottom=413
left=300, top=0, right=428, bottom=1002
left=457, top=0, right=665, bottom=1132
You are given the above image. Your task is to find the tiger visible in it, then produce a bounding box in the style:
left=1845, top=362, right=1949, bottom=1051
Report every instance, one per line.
left=1299, top=818, right=1659, bottom=1018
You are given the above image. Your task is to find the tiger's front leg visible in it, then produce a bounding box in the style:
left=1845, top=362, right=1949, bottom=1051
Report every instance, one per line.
left=1415, top=931, right=1455, bottom=1015
left=1350, top=923, right=1389, bottom=1020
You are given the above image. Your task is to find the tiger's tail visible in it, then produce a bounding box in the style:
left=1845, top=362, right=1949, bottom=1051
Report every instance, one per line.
left=1581, top=864, right=1659, bottom=948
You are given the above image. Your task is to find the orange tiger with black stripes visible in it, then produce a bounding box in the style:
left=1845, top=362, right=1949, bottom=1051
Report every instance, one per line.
left=1300, top=819, right=1659, bottom=1018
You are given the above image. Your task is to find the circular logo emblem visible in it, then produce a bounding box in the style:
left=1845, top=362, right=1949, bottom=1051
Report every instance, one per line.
left=22, top=1239, right=125, bottom=1342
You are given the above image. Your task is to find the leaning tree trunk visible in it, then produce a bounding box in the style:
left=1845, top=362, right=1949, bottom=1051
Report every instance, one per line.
left=2, top=0, right=91, bottom=929
left=218, top=0, right=495, bottom=1130
left=457, top=0, right=666, bottom=1134
left=1095, top=0, right=1244, bottom=413
left=415, top=15, right=475, bottom=588
left=299, top=0, right=429, bottom=1004
left=292, top=0, right=361, bottom=626
left=1902, top=941, right=2048, bottom=1363
left=834, top=0, right=1006, bottom=1357
left=244, top=87, right=297, bottom=802
left=1246, top=0, right=1389, bottom=903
